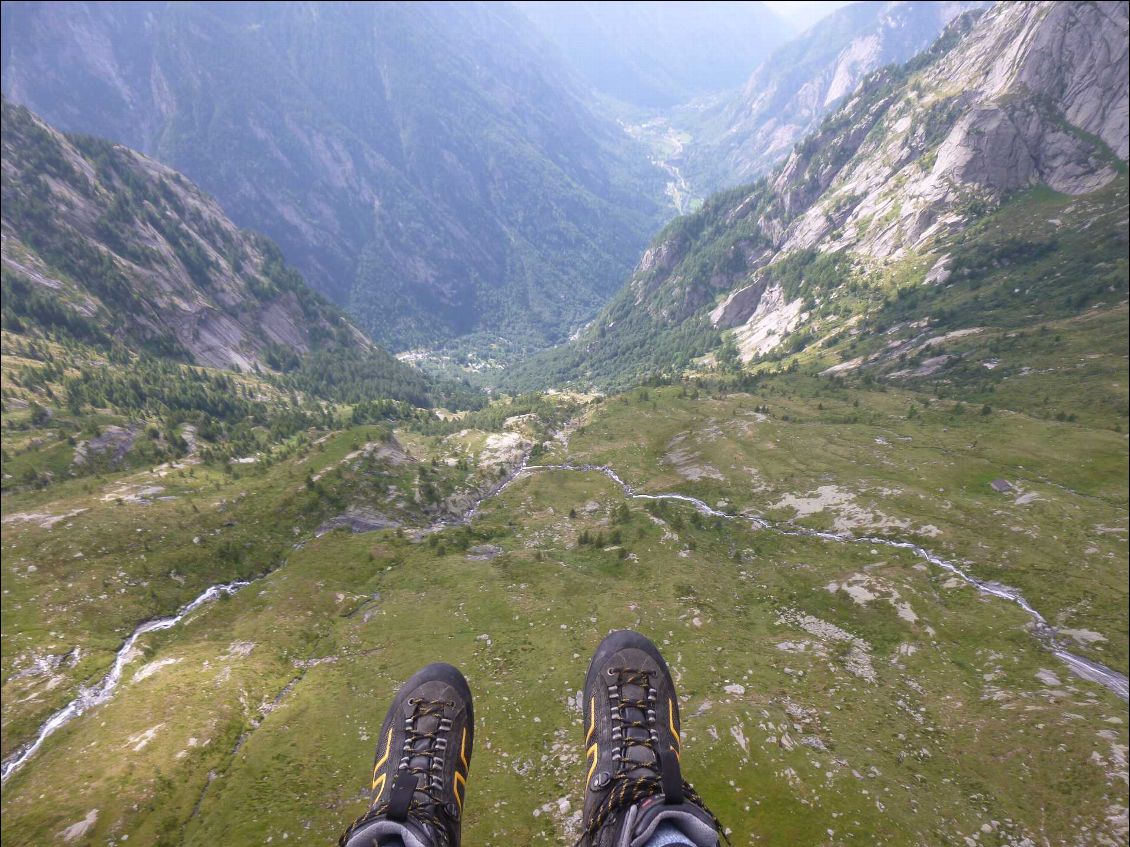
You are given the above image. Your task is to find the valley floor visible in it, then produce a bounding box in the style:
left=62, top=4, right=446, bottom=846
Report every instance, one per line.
left=2, top=377, right=1127, bottom=846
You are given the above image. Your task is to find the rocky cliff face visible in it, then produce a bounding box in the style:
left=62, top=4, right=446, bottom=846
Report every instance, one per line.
left=0, top=1, right=665, bottom=355
left=1, top=99, right=365, bottom=371
left=682, top=1, right=988, bottom=192
left=520, top=0, right=1128, bottom=385
left=777, top=0, right=1128, bottom=262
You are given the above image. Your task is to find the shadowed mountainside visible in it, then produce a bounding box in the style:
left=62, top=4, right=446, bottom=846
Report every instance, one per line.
left=1, top=1, right=666, bottom=356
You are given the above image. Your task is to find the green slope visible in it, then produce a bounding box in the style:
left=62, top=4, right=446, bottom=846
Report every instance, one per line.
left=2, top=375, right=1126, bottom=845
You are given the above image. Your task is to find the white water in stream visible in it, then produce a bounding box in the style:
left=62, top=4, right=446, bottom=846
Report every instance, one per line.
left=5, top=458, right=1125, bottom=785
left=1, top=580, right=248, bottom=784
left=523, top=464, right=1130, bottom=702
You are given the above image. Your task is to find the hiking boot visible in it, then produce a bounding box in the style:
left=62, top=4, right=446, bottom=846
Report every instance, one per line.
left=579, top=631, right=726, bottom=847
left=340, top=663, right=473, bottom=847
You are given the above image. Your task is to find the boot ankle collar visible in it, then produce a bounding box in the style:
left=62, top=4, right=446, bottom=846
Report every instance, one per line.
left=626, top=800, right=720, bottom=847
left=343, top=817, right=434, bottom=847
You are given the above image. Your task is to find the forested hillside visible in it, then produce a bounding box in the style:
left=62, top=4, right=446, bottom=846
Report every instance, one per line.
left=1, top=1, right=666, bottom=358
left=2, top=97, right=488, bottom=501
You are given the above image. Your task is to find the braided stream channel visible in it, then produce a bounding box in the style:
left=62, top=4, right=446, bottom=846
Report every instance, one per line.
left=521, top=464, right=1129, bottom=703
left=4, top=457, right=1125, bottom=785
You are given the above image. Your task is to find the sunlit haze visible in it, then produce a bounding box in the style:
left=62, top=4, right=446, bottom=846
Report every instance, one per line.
left=763, top=0, right=857, bottom=31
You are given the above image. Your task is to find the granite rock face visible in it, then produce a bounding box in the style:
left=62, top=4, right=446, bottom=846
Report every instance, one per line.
left=710, top=280, right=769, bottom=331
left=928, top=0, right=1128, bottom=192
left=684, top=1, right=989, bottom=192
left=1, top=100, right=363, bottom=371
left=781, top=0, right=1129, bottom=261
left=575, top=1, right=1128, bottom=371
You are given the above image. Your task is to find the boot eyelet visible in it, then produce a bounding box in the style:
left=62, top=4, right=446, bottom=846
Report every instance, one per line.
left=591, top=770, right=611, bottom=790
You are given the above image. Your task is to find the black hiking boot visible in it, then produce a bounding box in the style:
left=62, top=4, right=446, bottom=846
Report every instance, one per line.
left=340, top=663, right=473, bottom=847
left=578, top=631, right=727, bottom=847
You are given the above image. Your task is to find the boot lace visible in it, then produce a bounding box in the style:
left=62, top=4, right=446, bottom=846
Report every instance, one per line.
left=579, top=668, right=728, bottom=845
left=339, top=697, right=457, bottom=847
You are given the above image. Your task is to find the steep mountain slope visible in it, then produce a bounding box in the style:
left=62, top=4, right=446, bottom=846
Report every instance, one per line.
left=0, top=1, right=664, bottom=356
left=510, top=0, right=1129, bottom=390
left=514, top=0, right=792, bottom=108
left=1, top=5, right=1127, bottom=845
left=680, top=1, right=988, bottom=192
left=2, top=100, right=345, bottom=371
left=1, top=99, right=468, bottom=409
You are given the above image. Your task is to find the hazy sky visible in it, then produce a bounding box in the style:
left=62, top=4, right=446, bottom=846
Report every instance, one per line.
left=763, top=0, right=857, bottom=32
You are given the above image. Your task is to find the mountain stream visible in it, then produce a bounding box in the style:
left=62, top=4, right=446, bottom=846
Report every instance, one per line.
left=4, top=458, right=1125, bottom=784
left=1, top=581, right=249, bottom=784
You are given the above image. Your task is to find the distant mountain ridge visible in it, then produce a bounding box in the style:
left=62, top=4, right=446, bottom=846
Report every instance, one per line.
left=0, top=1, right=665, bottom=356
left=514, top=0, right=792, bottom=107
left=508, top=0, right=1129, bottom=389
left=1, top=99, right=466, bottom=408
left=680, top=0, right=989, bottom=192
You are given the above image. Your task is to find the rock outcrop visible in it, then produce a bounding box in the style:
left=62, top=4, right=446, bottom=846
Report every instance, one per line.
left=541, top=1, right=1129, bottom=381
left=779, top=0, right=1128, bottom=261
left=710, top=280, right=769, bottom=330
left=1, top=99, right=364, bottom=371
left=684, top=1, right=989, bottom=192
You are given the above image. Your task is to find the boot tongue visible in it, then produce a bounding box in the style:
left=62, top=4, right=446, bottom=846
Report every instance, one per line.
left=405, top=709, right=441, bottom=805
left=620, top=680, right=657, bottom=777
